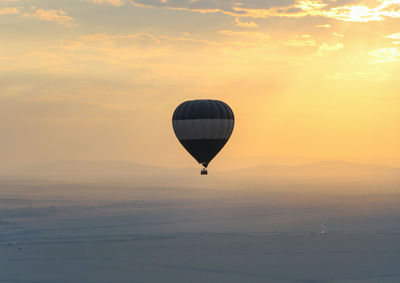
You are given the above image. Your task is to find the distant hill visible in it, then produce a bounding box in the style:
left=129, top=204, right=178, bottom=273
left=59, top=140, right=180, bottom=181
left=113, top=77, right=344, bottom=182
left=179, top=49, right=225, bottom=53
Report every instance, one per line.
left=2, top=160, right=399, bottom=185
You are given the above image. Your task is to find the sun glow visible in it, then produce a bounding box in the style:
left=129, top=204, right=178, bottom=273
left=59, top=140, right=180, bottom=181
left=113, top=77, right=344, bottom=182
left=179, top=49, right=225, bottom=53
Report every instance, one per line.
left=348, top=6, right=380, bottom=21
left=330, top=5, right=381, bottom=22
left=329, top=0, right=400, bottom=22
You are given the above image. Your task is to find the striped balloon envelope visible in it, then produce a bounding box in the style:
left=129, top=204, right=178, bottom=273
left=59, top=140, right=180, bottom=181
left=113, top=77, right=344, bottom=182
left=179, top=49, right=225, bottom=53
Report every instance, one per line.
left=172, top=99, right=235, bottom=175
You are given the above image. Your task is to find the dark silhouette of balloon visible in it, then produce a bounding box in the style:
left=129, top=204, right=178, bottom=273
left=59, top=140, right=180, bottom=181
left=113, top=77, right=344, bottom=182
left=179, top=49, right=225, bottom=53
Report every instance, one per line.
left=172, top=99, right=234, bottom=175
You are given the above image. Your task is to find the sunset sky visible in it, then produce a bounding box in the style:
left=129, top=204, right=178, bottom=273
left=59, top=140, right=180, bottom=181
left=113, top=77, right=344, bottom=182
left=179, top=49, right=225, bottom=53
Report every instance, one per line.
left=1, top=0, right=399, bottom=170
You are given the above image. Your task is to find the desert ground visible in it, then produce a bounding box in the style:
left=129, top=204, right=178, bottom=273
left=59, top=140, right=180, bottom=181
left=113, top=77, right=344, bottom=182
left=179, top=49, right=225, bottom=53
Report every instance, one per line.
left=1, top=175, right=399, bottom=282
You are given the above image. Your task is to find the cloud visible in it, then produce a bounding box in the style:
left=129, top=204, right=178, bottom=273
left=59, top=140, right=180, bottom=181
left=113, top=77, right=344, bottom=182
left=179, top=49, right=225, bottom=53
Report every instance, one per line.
left=231, top=0, right=400, bottom=22
left=386, top=33, right=400, bottom=39
left=1, top=28, right=349, bottom=80
left=130, top=0, right=287, bottom=11
left=319, top=42, right=344, bottom=52
left=0, top=7, right=19, bottom=15
left=316, top=24, right=331, bottom=28
left=23, top=9, right=74, bottom=27
left=87, top=0, right=125, bottom=6
left=130, top=0, right=400, bottom=23
left=76, top=32, right=220, bottom=48
left=328, top=5, right=383, bottom=22
left=234, top=17, right=258, bottom=28
left=369, top=47, right=400, bottom=63
left=386, top=33, right=400, bottom=44
left=333, top=32, right=344, bottom=38
left=285, top=35, right=317, bottom=47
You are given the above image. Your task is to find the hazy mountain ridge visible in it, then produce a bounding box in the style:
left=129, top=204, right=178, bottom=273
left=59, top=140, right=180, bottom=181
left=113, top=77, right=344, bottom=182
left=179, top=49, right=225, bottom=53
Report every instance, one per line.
left=18, top=160, right=172, bottom=176
left=2, top=160, right=399, bottom=184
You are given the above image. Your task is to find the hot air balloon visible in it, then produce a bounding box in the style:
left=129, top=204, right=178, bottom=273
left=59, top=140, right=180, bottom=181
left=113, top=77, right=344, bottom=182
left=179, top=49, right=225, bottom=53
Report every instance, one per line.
left=172, top=99, right=234, bottom=175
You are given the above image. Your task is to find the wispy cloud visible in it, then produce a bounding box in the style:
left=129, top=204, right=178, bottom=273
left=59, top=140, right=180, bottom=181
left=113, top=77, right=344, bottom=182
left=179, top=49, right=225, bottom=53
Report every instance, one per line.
left=285, top=35, right=317, bottom=47
left=23, top=9, right=74, bottom=27
left=316, top=24, right=331, bottom=28
left=87, top=0, right=125, bottom=6
left=386, top=33, right=400, bottom=39
left=319, top=42, right=344, bottom=52
left=234, top=17, right=258, bottom=28
left=333, top=32, right=344, bottom=38
left=369, top=47, right=400, bottom=63
left=386, top=32, right=400, bottom=44
left=0, top=7, right=19, bottom=15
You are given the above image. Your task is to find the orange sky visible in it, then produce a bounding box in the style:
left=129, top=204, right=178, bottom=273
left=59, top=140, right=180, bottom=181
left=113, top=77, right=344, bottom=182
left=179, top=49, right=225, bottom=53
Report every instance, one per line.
left=0, top=0, right=399, bottom=170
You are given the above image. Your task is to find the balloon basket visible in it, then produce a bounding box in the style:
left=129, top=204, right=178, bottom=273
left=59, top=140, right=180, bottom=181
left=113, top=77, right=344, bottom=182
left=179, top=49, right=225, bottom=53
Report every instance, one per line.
left=201, top=168, right=208, bottom=175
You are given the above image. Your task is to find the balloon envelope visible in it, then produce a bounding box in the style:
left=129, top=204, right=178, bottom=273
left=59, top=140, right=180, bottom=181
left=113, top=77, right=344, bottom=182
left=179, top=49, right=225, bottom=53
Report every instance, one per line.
left=172, top=99, right=234, bottom=168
